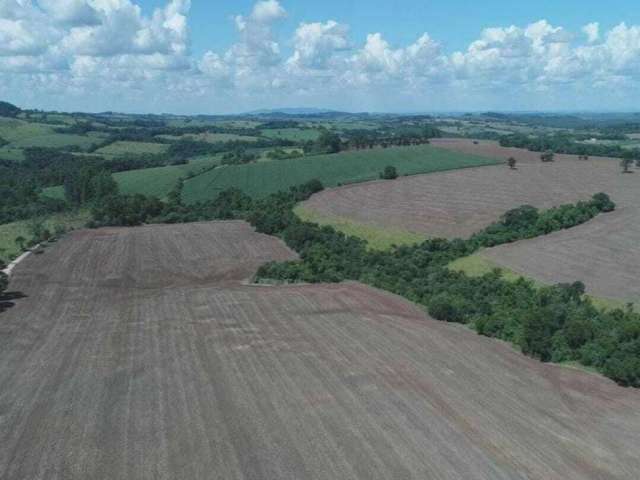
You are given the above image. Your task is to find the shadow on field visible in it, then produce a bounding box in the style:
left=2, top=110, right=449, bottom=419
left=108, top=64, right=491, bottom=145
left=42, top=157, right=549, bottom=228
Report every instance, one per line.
left=0, top=291, right=27, bottom=313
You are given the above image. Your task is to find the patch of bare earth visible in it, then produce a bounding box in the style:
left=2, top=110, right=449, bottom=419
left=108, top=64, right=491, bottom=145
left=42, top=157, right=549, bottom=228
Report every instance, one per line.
left=302, top=141, right=636, bottom=239
left=481, top=207, right=640, bottom=302
left=1, top=221, right=639, bottom=479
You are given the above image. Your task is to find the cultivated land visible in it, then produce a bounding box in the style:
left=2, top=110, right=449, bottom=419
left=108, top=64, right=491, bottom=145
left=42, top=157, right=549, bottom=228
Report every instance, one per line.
left=1, top=221, right=639, bottom=479
left=182, top=144, right=498, bottom=202
left=301, top=138, right=640, bottom=302
left=481, top=207, right=640, bottom=303
left=43, top=155, right=221, bottom=200
left=95, top=140, right=169, bottom=156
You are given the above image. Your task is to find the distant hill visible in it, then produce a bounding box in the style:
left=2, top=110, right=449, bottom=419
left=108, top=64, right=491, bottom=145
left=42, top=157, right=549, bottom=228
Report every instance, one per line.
left=0, top=101, right=21, bottom=118
left=246, top=107, right=346, bottom=116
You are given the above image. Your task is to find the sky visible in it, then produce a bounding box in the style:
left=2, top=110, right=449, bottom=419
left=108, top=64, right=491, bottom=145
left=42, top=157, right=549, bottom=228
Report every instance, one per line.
left=1, top=0, right=640, bottom=114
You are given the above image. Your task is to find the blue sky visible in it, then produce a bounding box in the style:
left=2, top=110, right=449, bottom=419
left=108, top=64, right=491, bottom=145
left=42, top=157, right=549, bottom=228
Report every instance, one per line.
left=1, top=1, right=640, bottom=113
left=180, top=0, right=639, bottom=56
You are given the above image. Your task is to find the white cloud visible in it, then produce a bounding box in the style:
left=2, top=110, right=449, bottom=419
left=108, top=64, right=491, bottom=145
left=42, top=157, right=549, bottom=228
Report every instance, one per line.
left=582, top=22, right=600, bottom=43
left=287, top=20, right=349, bottom=69
left=2, top=1, right=640, bottom=112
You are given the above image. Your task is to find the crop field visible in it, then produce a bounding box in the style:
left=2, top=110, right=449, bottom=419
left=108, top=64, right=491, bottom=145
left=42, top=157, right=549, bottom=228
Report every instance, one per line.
left=480, top=207, right=640, bottom=303
left=157, top=132, right=261, bottom=143
left=182, top=144, right=499, bottom=202
left=301, top=142, right=638, bottom=240
left=95, top=141, right=170, bottom=156
left=261, top=127, right=322, bottom=141
left=43, top=155, right=221, bottom=200
left=1, top=221, right=639, bottom=479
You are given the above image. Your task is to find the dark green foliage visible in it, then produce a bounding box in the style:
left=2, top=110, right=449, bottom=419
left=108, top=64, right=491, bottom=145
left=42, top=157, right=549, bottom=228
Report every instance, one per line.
left=64, top=168, right=118, bottom=205
left=0, top=136, right=8, bottom=148
left=380, top=165, right=398, bottom=180
left=221, top=148, right=258, bottom=165
left=89, top=194, right=164, bottom=227
left=266, top=148, right=303, bottom=160
left=468, top=194, right=613, bottom=247
left=0, top=101, right=21, bottom=118
left=500, top=132, right=640, bottom=159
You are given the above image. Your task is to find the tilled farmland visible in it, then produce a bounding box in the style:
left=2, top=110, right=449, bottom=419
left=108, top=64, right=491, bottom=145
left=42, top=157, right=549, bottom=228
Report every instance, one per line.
left=301, top=141, right=637, bottom=239
left=1, top=221, right=639, bottom=480
left=481, top=207, right=640, bottom=302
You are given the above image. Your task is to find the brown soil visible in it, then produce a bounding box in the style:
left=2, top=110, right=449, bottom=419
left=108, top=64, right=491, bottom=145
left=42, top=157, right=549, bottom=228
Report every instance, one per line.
left=1, top=221, right=639, bottom=479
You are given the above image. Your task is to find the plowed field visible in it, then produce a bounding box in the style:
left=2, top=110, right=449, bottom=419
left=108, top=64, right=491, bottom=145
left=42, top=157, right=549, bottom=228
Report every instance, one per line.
left=1, top=221, right=639, bottom=479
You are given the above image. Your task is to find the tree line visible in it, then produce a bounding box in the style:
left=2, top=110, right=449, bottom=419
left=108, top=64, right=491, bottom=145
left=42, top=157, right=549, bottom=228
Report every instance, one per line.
left=80, top=177, right=638, bottom=387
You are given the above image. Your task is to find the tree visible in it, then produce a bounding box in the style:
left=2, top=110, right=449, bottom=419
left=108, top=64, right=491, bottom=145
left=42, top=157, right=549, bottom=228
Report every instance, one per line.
left=317, top=130, right=342, bottom=154
left=540, top=150, right=555, bottom=162
left=621, top=151, right=635, bottom=173
left=507, top=157, right=517, bottom=169
left=380, top=165, right=398, bottom=180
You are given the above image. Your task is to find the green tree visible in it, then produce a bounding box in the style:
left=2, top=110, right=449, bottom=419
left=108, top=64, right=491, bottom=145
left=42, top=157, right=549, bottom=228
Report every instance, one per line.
left=380, top=165, right=398, bottom=180
left=507, top=157, right=517, bottom=169
left=540, top=150, right=555, bottom=162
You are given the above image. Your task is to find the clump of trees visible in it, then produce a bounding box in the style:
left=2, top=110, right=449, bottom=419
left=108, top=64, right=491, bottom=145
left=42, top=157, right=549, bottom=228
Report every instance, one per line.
left=540, top=150, right=555, bottom=162
left=266, top=148, right=303, bottom=160
left=380, top=166, right=398, bottom=180
left=507, top=157, right=517, bottom=169
left=64, top=167, right=118, bottom=205
left=220, top=148, right=258, bottom=165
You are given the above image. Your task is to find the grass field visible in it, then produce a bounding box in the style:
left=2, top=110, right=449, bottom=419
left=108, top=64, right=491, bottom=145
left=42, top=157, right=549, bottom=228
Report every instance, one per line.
left=261, top=128, right=321, bottom=141
left=2, top=221, right=638, bottom=479
left=0, top=210, right=90, bottom=261
left=95, top=141, right=169, bottom=156
left=0, top=146, right=24, bottom=162
left=0, top=118, right=101, bottom=150
left=294, top=205, right=426, bottom=250
left=182, top=144, right=500, bottom=202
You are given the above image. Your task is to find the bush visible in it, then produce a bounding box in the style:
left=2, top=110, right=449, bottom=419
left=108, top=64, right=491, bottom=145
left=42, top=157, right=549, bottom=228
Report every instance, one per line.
left=380, top=165, right=398, bottom=180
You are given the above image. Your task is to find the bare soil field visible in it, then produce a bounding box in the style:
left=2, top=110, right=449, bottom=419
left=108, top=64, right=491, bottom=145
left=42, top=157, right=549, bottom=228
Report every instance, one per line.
left=430, top=138, right=625, bottom=164
left=302, top=141, right=637, bottom=239
left=1, top=221, right=639, bottom=479
left=481, top=207, right=640, bottom=302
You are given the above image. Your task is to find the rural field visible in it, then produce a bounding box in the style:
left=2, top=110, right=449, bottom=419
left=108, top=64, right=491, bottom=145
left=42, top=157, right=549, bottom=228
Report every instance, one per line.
left=480, top=206, right=640, bottom=303
left=1, top=221, right=639, bottom=479
left=301, top=145, right=637, bottom=239
left=300, top=138, right=640, bottom=302
left=182, top=144, right=498, bottom=202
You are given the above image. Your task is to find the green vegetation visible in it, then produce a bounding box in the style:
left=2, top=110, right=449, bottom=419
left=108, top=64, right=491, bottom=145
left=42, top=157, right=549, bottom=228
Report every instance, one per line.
left=182, top=145, right=499, bottom=202
left=45, top=155, right=221, bottom=200
left=95, top=141, right=169, bottom=156
left=0, top=210, right=90, bottom=261
left=261, top=128, right=321, bottom=142
left=294, top=205, right=426, bottom=251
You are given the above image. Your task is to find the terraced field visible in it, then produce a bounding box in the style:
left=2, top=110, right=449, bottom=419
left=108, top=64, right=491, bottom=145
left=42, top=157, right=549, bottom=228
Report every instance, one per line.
left=182, top=144, right=498, bottom=202
left=1, top=221, right=639, bottom=479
